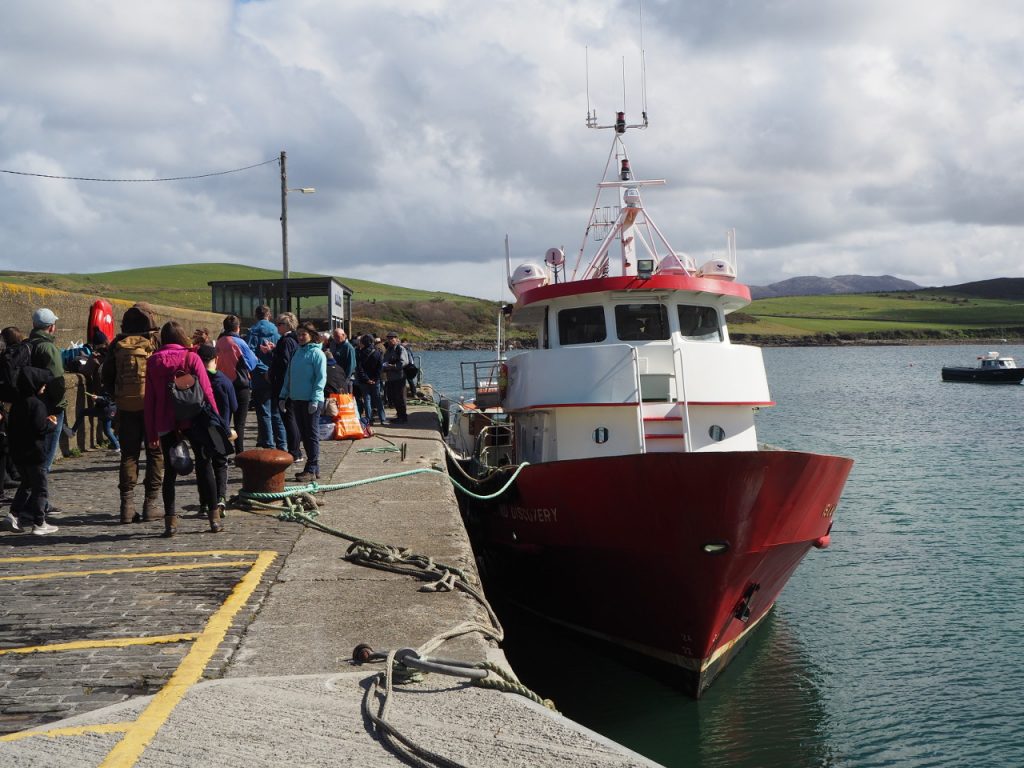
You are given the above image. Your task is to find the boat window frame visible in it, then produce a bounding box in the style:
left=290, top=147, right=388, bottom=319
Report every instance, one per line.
left=614, top=303, right=671, bottom=341
left=677, top=304, right=723, bottom=342
left=557, top=305, right=607, bottom=346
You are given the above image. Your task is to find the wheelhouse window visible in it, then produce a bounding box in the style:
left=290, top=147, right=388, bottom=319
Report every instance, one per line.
left=678, top=305, right=722, bottom=341
left=615, top=304, right=669, bottom=341
left=558, top=306, right=607, bottom=345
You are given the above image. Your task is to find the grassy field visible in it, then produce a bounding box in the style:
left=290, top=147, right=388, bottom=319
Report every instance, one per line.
left=739, top=292, right=1024, bottom=338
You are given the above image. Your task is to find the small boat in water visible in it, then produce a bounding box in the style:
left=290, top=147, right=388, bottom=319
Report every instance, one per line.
left=941, top=352, right=1024, bottom=384
left=440, top=109, right=853, bottom=697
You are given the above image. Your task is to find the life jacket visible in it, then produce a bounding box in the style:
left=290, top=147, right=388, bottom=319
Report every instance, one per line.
left=112, top=335, right=156, bottom=411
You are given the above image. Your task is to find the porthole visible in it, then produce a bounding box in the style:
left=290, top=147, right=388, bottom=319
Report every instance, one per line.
left=709, top=425, right=726, bottom=442
left=594, top=427, right=609, bottom=444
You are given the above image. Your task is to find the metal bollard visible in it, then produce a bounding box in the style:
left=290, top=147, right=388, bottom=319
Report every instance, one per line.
left=234, top=449, right=295, bottom=494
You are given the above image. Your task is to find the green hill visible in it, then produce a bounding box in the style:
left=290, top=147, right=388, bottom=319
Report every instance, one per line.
left=735, top=286, right=1024, bottom=343
left=0, top=263, right=501, bottom=343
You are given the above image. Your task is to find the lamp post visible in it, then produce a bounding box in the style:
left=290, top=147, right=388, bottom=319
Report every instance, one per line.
left=279, top=149, right=315, bottom=312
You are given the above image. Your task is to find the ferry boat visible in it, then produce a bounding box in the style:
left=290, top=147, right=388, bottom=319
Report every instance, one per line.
left=941, top=351, right=1024, bottom=384
left=442, top=110, right=853, bottom=697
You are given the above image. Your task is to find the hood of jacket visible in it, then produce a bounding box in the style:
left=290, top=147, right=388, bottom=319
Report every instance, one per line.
left=17, top=365, right=53, bottom=398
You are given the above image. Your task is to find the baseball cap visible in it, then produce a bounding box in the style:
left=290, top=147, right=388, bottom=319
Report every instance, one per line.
left=32, top=308, right=58, bottom=328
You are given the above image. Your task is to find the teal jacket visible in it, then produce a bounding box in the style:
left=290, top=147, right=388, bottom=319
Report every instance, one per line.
left=280, top=342, right=326, bottom=405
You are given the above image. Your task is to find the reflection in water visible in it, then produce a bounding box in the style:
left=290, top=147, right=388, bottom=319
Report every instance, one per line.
left=498, top=602, right=832, bottom=768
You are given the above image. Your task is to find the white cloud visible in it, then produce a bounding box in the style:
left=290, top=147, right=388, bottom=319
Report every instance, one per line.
left=0, top=0, right=1022, bottom=298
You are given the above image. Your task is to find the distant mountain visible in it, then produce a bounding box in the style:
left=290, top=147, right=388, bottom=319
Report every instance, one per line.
left=935, top=277, right=1024, bottom=301
left=750, top=274, right=922, bottom=299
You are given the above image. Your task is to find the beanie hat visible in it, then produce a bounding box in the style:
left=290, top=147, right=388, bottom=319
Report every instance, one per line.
left=121, top=303, right=157, bottom=334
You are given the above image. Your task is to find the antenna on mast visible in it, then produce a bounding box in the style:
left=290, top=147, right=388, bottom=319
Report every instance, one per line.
left=584, top=0, right=650, bottom=132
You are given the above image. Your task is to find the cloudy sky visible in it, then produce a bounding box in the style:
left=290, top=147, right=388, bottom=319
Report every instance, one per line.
left=2, top=0, right=1022, bottom=300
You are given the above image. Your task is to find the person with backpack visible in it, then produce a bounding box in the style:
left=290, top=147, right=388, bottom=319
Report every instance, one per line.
left=8, top=366, right=60, bottom=535
left=401, top=341, right=419, bottom=398
left=101, top=303, right=164, bottom=524
left=25, top=309, right=67, bottom=519
left=144, top=321, right=220, bottom=537
left=215, top=314, right=259, bottom=455
left=245, top=305, right=283, bottom=450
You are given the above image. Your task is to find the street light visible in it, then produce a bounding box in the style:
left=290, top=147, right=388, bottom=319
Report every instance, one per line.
left=279, top=149, right=316, bottom=312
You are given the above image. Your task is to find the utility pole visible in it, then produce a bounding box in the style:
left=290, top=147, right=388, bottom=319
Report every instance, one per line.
left=280, top=150, right=290, bottom=312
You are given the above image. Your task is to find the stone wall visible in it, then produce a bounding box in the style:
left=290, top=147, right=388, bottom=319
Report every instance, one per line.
left=0, top=281, right=225, bottom=463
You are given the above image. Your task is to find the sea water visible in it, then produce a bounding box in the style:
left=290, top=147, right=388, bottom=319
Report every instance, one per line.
left=420, top=346, right=1024, bottom=768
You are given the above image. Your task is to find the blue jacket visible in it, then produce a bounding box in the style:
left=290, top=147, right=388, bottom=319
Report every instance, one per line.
left=209, top=370, right=238, bottom=428
left=280, top=342, right=327, bottom=405
left=329, top=339, right=357, bottom=379
left=246, top=319, right=279, bottom=368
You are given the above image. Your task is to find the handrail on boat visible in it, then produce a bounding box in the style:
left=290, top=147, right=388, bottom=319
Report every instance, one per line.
left=672, top=340, right=693, bottom=453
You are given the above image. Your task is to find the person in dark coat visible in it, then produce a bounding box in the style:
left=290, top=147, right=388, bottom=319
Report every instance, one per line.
left=354, top=334, right=387, bottom=425
left=194, top=344, right=236, bottom=520
left=8, top=366, right=59, bottom=535
left=268, top=312, right=301, bottom=462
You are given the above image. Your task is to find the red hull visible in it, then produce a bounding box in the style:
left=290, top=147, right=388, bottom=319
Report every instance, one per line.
left=463, top=449, right=852, bottom=696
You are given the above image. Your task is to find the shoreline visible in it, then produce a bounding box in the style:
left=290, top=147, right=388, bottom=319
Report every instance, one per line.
left=416, top=335, right=1024, bottom=351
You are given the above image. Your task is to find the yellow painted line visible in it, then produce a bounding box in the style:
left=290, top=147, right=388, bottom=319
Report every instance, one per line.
left=0, top=722, right=132, bottom=743
left=0, top=560, right=254, bottom=582
left=0, top=550, right=262, bottom=565
left=99, top=550, right=277, bottom=768
left=0, top=633, right=199, bottom=656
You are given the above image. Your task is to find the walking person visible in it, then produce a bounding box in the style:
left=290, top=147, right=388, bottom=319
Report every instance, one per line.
left=215, top=315, right=258, bottom=455
left=246, top=306, right=284, bottom=450
left=381, top=331, right=411, bottom=424
left=101, top=304, right=164, bottom=523
left=268, top=312, right=301, bottom=462
left=8, top=367, right=60, bottom=535
left=279, top=322, right=326, bottom=482
left=144, top=321, right=221, bottom=537
left=194, top=344, right=236, bottom=522
left=354, top=334, right=387, bottom=425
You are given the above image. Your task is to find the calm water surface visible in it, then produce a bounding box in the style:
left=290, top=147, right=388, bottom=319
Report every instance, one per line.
left=421, top=346, right=1024, bottom=767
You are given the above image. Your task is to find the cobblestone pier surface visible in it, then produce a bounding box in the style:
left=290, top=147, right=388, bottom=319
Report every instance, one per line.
left=0, top=407, right=656, bottom=767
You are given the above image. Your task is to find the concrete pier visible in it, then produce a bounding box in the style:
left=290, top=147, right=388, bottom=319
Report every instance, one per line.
left=0, top=406, right=657, bottom=767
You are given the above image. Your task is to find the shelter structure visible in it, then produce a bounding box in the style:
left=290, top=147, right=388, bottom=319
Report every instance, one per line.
left=208, top=276, right=353, bottom=334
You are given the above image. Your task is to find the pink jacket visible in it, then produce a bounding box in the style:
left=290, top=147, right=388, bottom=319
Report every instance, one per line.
left=144, top=344, right=219, bottom=443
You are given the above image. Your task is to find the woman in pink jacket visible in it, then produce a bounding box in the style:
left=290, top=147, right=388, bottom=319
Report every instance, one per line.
left=145, top=321, right=221, bottom=537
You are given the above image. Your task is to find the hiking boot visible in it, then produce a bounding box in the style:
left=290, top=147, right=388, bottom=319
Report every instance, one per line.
left=32, top=522, right=59, bottom=536
left=208, top=504, right=224, bottom=533
left=2, top=512, right=20, bottom=533
left=160, top=515, right=178, bottom=538
left=46, top=505, right=63, bottom=518
left=294, top=471, right=318, bottom=483
left=119, top=499, right=136, bottom=525
left=142, top=495, right=160, bottom=522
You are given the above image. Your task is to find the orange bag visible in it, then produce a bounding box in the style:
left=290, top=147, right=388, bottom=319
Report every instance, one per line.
left=329, top=393, right=365, bottom=440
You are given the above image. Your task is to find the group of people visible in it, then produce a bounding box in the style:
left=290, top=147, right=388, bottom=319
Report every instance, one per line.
left=0, top=302, right=418, bottom=539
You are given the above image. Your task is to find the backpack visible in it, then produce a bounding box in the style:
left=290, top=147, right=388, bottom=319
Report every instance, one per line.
left=0, top=342, right=34, bottom=402
left=170, top=368, right=205, bottom=422
left=113, top=336, right=154, bottom=411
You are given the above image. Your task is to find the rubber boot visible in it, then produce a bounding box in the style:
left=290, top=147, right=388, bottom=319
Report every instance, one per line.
left=160, top=514, right=178, bottom=538
left=119, top=497, right=138, bottom=525
left=208, top=504, right=224, bottom=533
left=142, top=495, right=160, bottom=522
